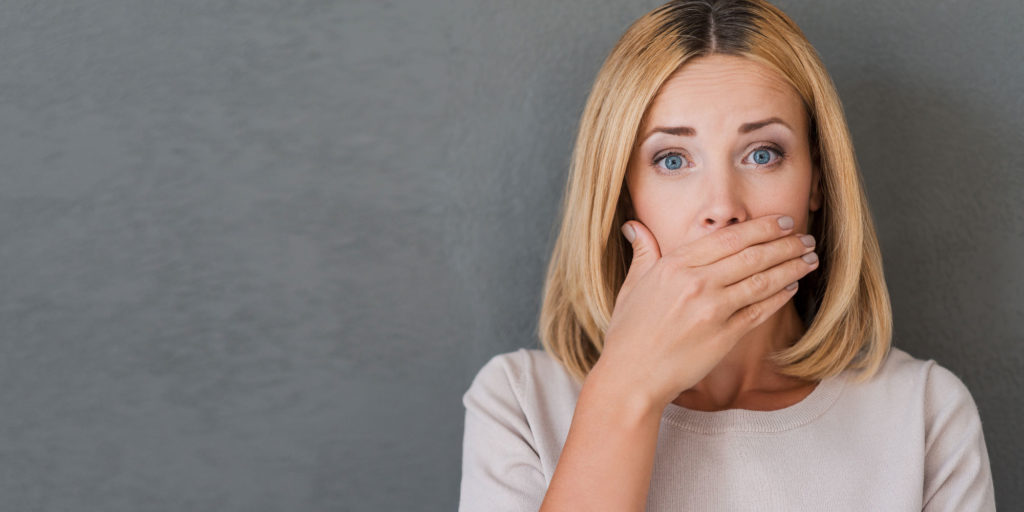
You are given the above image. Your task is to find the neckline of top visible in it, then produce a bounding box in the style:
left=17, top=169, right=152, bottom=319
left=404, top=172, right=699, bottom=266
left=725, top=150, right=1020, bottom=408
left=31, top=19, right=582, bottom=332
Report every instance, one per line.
left=660, top=370, right=848, bottom=434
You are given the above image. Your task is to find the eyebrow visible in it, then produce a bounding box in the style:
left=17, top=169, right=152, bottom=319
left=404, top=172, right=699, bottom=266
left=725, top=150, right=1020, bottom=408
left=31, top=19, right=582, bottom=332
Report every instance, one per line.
left=641, top=116, right=793, bottom=141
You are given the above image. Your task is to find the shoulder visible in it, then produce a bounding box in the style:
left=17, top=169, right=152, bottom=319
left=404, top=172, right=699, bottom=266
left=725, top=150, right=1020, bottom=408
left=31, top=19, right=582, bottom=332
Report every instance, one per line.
left=463, top=347, right=579, bottom=404
left=849, top=345, right=971, bottom=392
left=462, top=347, right=582, bottom=439
left=844, top=346, right=983, bottom=425
left=885, top=346, right=978, bottom=399
left=909, top=350, right=985, bottom=428
left=875, top=350, right=996, bottom=509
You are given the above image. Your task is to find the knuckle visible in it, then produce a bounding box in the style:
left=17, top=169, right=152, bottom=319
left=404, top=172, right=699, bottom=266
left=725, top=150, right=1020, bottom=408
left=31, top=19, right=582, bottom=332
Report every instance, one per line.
left=680, top=275, right=705, bottom=298
left=718, top=229, right=744, bottom=254
left=695, top=303, right=719, bottom=324
left=748, top=271, right=770, bottom=293
left=741, top=303, right=762, bottom=324
left=739, top=245, right=763, bottom=267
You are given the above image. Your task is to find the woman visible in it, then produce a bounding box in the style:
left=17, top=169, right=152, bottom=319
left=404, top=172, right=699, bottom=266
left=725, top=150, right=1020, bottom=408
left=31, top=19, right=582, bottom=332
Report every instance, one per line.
left=459, top=1, right=996, bottom=510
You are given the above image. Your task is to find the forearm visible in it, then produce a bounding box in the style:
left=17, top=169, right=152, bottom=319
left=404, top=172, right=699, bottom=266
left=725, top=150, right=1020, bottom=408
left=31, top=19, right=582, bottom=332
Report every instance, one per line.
left=539, top=363, right=666, bottom=512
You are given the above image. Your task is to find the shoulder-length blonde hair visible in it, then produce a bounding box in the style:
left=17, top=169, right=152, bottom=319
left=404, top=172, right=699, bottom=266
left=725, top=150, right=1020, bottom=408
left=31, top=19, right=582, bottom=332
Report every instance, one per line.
left=538, top=0, right=892, bottom=386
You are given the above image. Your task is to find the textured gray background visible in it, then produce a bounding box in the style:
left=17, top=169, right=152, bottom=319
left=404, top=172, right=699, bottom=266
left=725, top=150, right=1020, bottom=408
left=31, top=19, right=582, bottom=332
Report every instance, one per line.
left=1, top=0, right=1020, bottom=510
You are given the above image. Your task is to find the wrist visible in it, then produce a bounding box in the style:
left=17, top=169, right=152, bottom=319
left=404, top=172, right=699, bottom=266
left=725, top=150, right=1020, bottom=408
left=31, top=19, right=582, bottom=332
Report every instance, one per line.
left=584, top=360, right=669, bottom=421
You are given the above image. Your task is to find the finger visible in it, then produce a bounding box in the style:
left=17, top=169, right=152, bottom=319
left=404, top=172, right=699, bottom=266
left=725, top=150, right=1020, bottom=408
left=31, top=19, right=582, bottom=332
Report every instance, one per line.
left=722, top=276, right=802, bottom=337
left=711, top=232, right=815, bottom=288
left=619, top=220, right=663, bottom=292
left=721, top=249, right=818, bottom=316
left=671, top=214, right=795, bottom=268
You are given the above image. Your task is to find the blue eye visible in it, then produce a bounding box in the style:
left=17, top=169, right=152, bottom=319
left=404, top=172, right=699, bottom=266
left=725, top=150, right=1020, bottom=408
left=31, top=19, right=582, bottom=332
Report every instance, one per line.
left=652, top=152, right=690, bottom=173
left=747, top=145, right=787, bottom=168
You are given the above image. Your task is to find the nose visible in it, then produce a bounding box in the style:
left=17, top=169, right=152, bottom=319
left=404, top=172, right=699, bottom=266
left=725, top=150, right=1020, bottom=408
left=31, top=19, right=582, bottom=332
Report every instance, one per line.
left=699, top=167, right=748, bottom=231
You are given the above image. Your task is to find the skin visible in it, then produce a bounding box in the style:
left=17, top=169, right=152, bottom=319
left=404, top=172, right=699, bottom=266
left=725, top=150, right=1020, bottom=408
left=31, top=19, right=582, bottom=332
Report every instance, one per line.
left=624, top=53, right=824, bottom=412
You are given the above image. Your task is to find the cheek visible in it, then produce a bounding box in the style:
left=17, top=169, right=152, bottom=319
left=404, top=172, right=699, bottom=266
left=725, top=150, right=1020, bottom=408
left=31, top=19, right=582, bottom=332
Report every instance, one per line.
left=627, top=180, right=699, bottom=252
left=754, top=182, right=807, bottom=210
left=752, top=175, right=813, bottom=227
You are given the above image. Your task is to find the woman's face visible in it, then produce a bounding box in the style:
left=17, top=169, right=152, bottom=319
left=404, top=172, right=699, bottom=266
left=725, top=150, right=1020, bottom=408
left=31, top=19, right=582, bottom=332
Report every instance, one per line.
left=626, top=54, right=822, bottom=256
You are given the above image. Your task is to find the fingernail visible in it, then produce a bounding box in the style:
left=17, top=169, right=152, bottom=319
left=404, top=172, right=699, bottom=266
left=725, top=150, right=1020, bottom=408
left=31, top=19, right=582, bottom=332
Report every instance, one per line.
left=785, top=281, right=798, bottom=291
left=778, top=216, right=794, bottom=230
left=621, top=223, right=636, bottom=243
left=799, top=234, right=815, bottom=247
left=802, top=252, right=818, bottom=264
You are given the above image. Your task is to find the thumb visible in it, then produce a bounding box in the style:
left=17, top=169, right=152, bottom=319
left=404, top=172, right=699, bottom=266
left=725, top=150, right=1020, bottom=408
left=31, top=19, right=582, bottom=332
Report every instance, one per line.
left=620, top=220, right=662, bottom=280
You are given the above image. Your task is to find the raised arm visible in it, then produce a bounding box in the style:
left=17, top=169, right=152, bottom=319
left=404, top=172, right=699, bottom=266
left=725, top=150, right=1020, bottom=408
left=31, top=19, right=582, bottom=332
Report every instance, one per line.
left=537, top=360, right=665, bottom=512
left=539, top=214, right=818, bottom=511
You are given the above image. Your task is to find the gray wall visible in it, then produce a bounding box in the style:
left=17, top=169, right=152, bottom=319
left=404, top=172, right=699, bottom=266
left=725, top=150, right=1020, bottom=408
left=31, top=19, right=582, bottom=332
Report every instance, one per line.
left=1, top=0, right=1019, bottom=510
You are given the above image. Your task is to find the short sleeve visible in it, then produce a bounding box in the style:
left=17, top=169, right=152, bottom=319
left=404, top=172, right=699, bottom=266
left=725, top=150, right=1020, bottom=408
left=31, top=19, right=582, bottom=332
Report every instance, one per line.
left=921, top=361, right=997, bottom=512
left=459, top=352, right=547, bottom=512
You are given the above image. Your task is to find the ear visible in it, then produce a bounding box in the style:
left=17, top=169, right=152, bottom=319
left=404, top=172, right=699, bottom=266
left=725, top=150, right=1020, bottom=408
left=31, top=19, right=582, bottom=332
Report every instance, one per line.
left=809, top=164, right=823, bottom=212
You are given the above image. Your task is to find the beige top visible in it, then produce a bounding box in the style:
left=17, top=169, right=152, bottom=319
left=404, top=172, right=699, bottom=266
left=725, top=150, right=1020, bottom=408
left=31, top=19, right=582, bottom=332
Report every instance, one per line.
left=459, top=345, right=997, bottom=511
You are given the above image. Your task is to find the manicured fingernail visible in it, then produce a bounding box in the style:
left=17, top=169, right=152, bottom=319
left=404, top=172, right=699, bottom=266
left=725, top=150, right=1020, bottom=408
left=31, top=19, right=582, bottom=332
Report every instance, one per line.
left=799, top=234, right=815, bottom=247
left=778, top=216, right=794, bottom=230
left=785, top=281, right=798, bottom=291
left=802, top=252, right=818, bottom=264
left=621, top=223, right=636, bottom=243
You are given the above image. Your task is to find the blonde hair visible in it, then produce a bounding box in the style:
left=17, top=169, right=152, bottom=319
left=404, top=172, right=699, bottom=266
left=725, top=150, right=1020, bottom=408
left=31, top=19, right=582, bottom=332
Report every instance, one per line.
left=537, top=0, right=892, bottom=386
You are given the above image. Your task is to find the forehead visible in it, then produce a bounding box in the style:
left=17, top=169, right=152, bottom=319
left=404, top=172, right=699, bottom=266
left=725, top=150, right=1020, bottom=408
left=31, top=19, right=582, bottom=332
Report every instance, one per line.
left=641, top=54, right=805, bottom=132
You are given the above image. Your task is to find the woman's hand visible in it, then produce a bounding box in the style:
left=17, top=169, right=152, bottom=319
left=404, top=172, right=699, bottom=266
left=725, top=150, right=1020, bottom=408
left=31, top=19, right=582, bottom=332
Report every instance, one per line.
left=595, top=214, right=819, bottom=409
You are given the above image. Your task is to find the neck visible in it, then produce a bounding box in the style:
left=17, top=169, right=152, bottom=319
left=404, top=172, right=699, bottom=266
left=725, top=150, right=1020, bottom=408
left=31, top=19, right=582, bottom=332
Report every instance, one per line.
left=679, top=299, right=809, bottom=403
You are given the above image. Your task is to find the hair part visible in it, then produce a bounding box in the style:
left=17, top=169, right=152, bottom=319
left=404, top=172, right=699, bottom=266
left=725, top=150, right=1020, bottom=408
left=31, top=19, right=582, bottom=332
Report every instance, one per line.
left=537, top=0, right=892, bottom=386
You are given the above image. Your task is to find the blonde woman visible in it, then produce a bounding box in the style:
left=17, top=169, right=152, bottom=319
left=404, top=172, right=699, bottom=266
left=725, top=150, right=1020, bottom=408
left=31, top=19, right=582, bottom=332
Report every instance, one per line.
left=459, top=1, right=996, bottom=510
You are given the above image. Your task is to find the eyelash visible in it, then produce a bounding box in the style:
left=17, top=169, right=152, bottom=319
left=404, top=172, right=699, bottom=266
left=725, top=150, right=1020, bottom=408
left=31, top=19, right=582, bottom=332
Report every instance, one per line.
left=651, top=144, right=788, bottom=174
